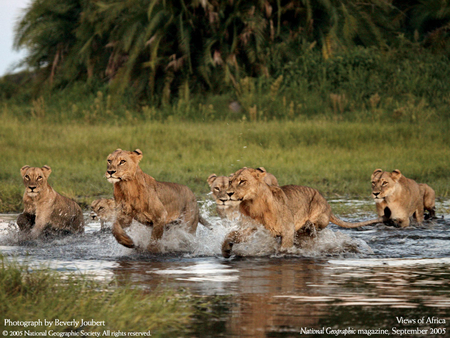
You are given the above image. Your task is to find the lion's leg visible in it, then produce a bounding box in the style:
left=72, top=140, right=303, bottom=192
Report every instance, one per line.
left=414, top=205, right=424, bottom=225
left=28, top=212, right=52, bottom=240
left=423, top=194, right=436, bottom=220
left=222, top=226, right=258, bottom=258
left=17, top=213, right=35, bottom=232
left=112, top=213, right=134, bottom=248
left=425, top=207, right=436, bottom=220
left=375, top=202, right=392, bottom=223
left=280, top=222, right=295, bottom=251
left=183, top=203, right=199, bottom=235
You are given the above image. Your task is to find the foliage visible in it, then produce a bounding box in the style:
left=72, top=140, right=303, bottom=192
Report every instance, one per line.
left=4, top=43, right=450, bottom=123
left=11, top=0, right=403, bottom=101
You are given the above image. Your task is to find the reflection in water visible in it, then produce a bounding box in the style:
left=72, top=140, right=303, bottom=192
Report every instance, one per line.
left=1, top=198, right=450, bottom=337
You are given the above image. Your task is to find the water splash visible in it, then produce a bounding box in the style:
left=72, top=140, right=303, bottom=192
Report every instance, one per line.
left=1, top=204, right=373, bottom=259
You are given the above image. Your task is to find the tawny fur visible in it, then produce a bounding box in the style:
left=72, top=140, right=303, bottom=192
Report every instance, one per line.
left=207, top=174, right=241, bottom=220
left=221, top=167, right=379, bottom=257
left=371, top=169, right=436, bottom=227
left=106, top=148, right=207, bottom=251
left=90, top=198, right=115, bottom=230
left=207, top=167, right=278, bottom=221
left=17, top=165, right=84, bottom=239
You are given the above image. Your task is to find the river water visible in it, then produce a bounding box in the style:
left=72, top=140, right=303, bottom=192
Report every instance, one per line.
left=1, top=199, right=449, bottom=337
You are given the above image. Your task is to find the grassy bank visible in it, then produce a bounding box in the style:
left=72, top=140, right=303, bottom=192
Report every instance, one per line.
left=1, top=115, right=448, bottom=213
left=0, top=256, right=198, bottom=336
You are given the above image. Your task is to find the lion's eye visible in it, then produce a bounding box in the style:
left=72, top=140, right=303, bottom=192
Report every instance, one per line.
left=107, top=160, right=111, bottom=164
left=371, top=181, right=375, bottom=186
left=239, top=180, right=246, bottom=186
left=98, top=207, right=104, bottom=211
left=25, top=175, right=30, bottom=180
left=381, top=181, right=388, bottom=186
left=214, top=187, right=220, bottom=192
left=119, top=160, right=126, bottom=165
left=37, top=176, right=43, bottom=181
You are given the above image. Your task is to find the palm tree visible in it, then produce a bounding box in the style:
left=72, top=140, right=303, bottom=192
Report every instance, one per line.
left=13, top=0, right=83, bottom=85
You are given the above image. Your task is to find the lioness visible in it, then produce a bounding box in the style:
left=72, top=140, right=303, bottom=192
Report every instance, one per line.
left=90, top=198, right=115, bottom=230
left=207, top=167, right=278, bottom=220
left=207, top=174, right=240, bottom=220
left=222, top=167, right=380, bottom=257
left=106, top=148, right=209, bottom=251
left=371, top=169, right=436, bottom=227
left=17, top=165, right=84, bottom=239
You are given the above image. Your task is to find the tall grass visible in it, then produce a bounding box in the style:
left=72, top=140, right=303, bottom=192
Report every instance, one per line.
left=0, top=256, right=198, bottom=336
left=1, top=114, right=449, bottom=213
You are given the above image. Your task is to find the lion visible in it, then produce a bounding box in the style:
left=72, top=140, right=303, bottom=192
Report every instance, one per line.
left=207, top=167, right=278, bottom=220
left=90, top=198, right=115, bottom=231
left=106, top=148, right=210, bottom=251
left=371, top=169, right=436, bottom=227
left=207, top=174, right=240, bottom=220
left=17, top=165, right=84, bottom=239
left=221, top=167, right=380, bottom=257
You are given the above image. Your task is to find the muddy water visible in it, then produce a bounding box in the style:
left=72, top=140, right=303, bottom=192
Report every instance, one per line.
left=1, top=199, right=450, bottom=337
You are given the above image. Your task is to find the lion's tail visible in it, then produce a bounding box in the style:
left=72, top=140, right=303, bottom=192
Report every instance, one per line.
left=199, top=215, right=213, bottom=230
left=330, top=214, right=381, bottom=229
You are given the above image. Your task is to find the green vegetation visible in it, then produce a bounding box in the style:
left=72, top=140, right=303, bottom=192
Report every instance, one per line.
left=2, top=45, right=450, bottom=123
left=4, top=0, right=450, bottom=119
left=0, top=256, right=198, bottom=337
left=1, top=114, right=448, bottom=213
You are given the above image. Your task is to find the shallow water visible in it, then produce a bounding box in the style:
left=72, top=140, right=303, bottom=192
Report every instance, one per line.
left=1, top=199, right=450, bottom=337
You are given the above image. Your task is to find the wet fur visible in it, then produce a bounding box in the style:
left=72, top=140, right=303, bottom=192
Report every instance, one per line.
left=90, top=198, right=115, bottom=230
left=18, top=165, right=84, bottom=239
left=207, top=167, right=278, bottom=221
left=371, top=169, right=436, bottom=227
left=106, top=149, right=202, bottom=251
left=222, top=168, right=379, bottom=257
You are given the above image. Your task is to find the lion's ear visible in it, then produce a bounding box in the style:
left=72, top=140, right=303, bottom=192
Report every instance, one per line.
left=207, top=174, right=217, bottom=187
left=256, top=167, right=267, bottom=173
left=20, top=165, right=30, bottom=177
left=371, top=168, right=383, bottom=179
left=41, top=165, right=52, bottom=178
left=254, top=168, right=267, bottom=181
left=391, top=169, right=402, bottom=182
left=132, top=149, right=143, bottom=162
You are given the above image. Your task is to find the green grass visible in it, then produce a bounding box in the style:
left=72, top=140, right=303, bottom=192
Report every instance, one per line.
left=0, top=256, right=199, bottom=336
left=1, top=114, right=449, bottom=213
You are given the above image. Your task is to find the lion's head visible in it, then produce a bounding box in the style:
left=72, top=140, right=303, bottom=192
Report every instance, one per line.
left=105, top=149, right=143, bottom=183
left=371, top=169, right=402, bottom=201
left=207, top=174, right=237, bottom=206
left=90, top=198, right=115, bottom=221
left=20, top=165, right=52, bottom=197
left=227, top=167, right=268, bottom=202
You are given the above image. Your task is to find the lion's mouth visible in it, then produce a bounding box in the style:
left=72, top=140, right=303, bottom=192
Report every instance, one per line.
left=106, top=175, right=121, bottom=183
left=26, top=191, right=39, bottom=197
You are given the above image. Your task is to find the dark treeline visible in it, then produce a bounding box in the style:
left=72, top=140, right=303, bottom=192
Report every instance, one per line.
left=2, top=0, right=450, bottom=121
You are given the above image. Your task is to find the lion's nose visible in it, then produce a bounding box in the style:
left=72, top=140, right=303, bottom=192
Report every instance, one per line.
left=107, top=170, right=116, bottom=175
left=29, top=186, right=36, bottom=191
left=227, top=192, right=234, bottom=197
left=373, top=192, right=380, bottom=197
